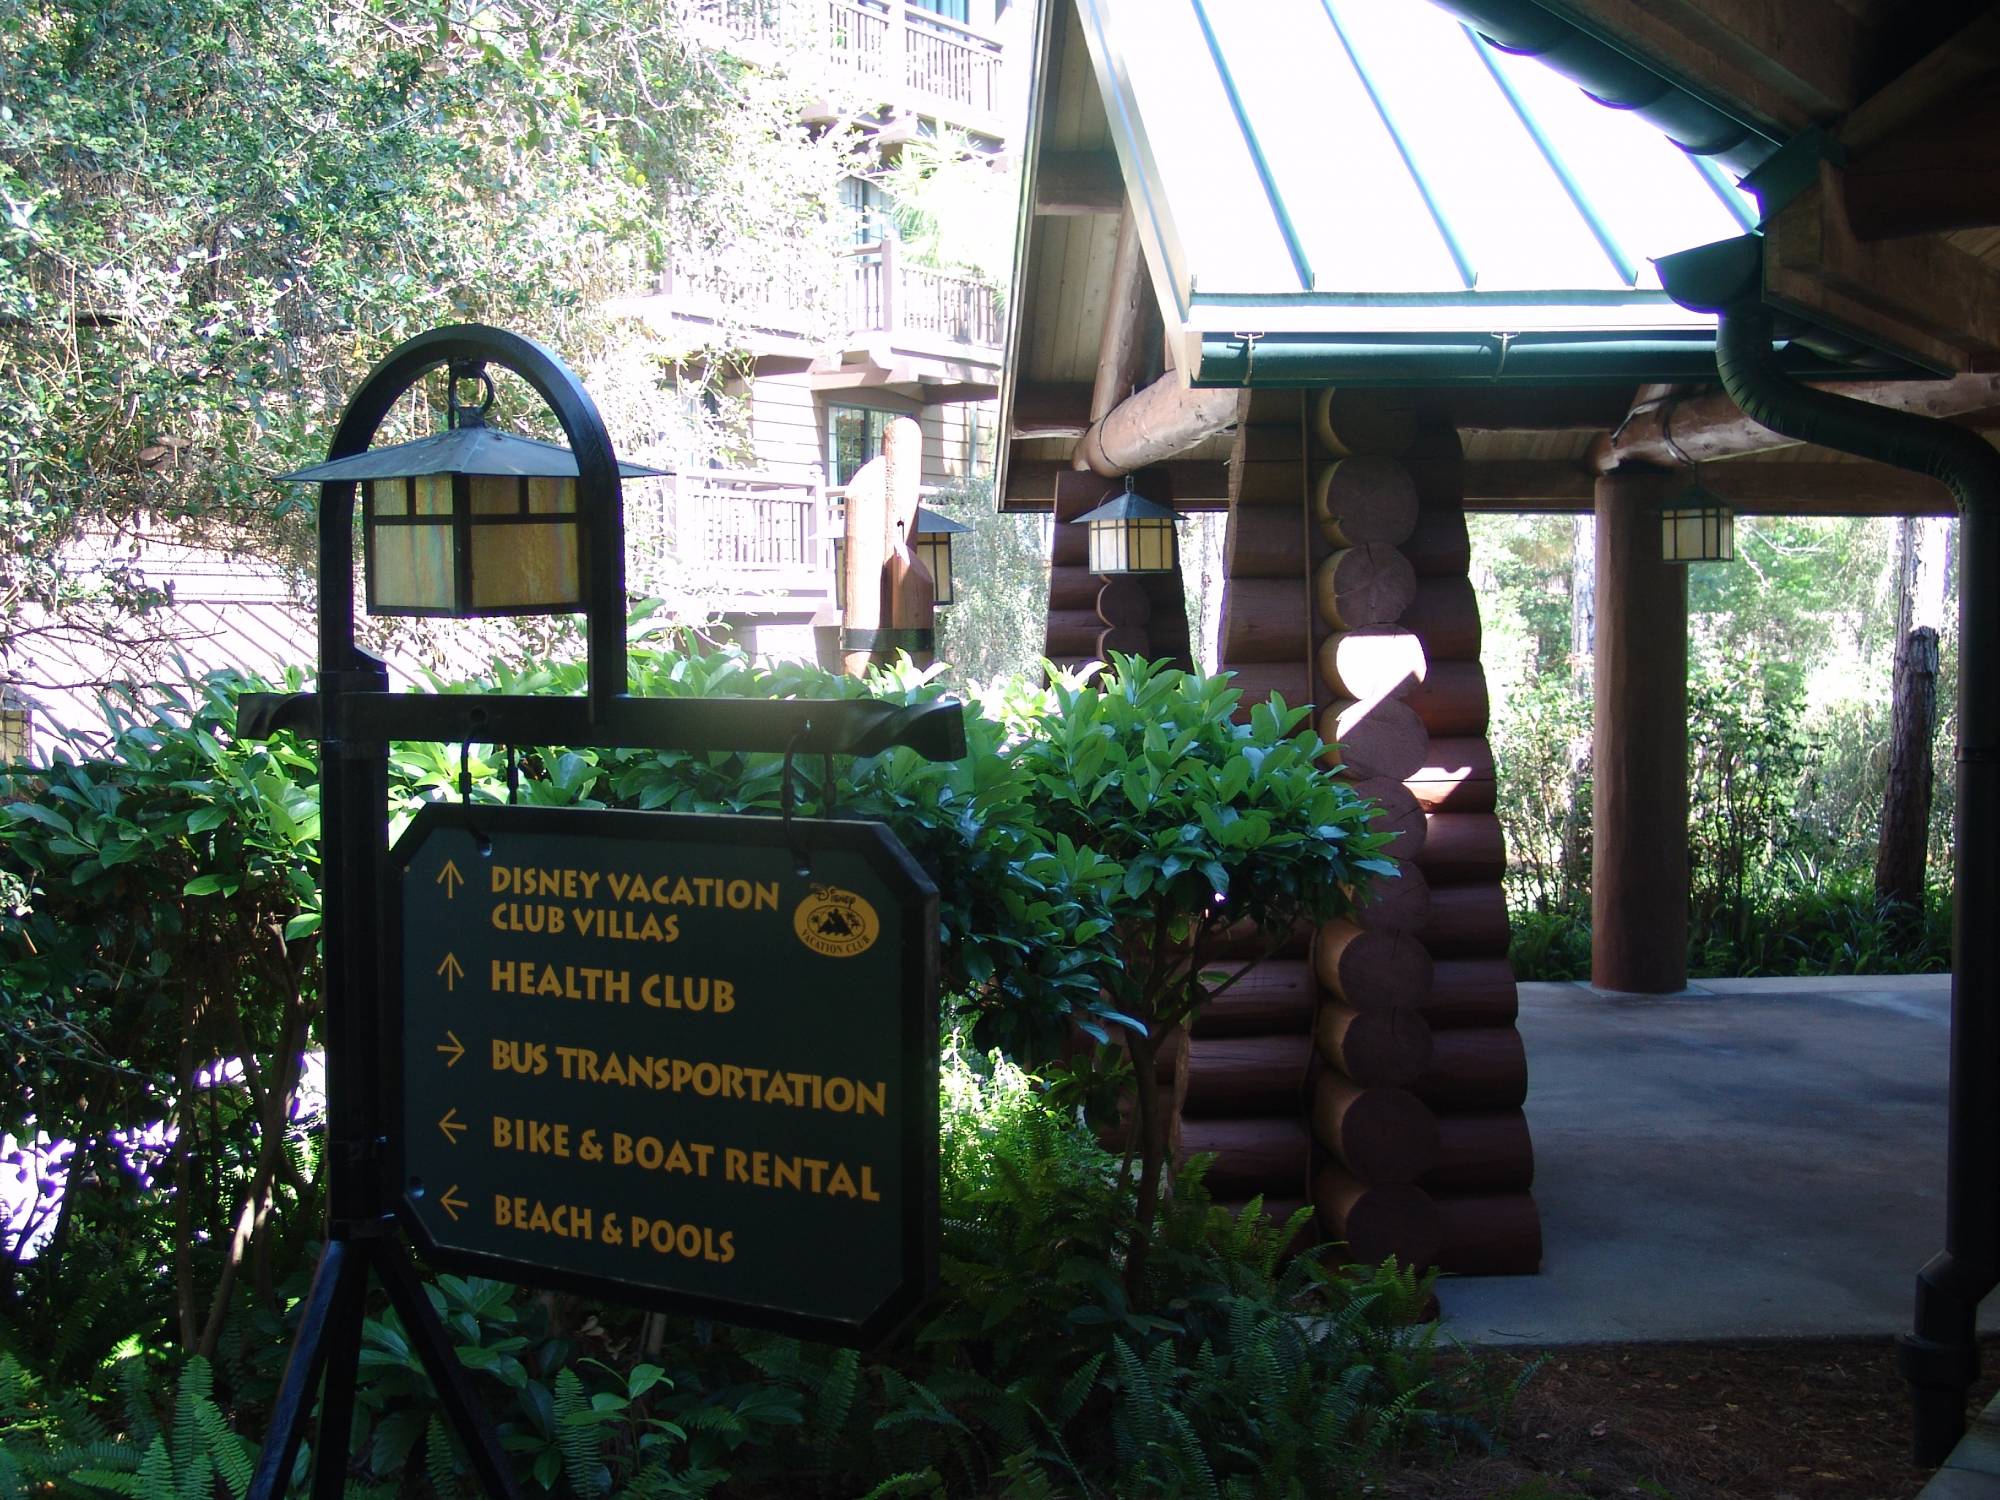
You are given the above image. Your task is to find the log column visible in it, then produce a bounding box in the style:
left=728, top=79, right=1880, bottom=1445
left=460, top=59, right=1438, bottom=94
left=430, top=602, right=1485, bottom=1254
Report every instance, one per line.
left=1592, top=466, right=1690, bottom=993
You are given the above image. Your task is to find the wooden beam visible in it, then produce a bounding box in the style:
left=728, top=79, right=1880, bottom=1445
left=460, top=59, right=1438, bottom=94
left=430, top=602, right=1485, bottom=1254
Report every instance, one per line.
left=1765, top=162, right=2000, bottom=371
left=1009, top=380, right=1094, bottom=439
left=1073, top=372, right=1241, bottom=478
left=1005, top=456, right=1230, bottom=510
left=916, top=380, right=1000, bottom=404
left=1545, top=0, right=1873, bottom=135
left=1465, top=458, right=1957, bottom=515
left=1841, top=86, right=2000, bottom=240
left=1839, top=8, right=2000, bottom=155
left=1086, top=208, right=1152, bottom=425
left=1033, top=150, right=1125, bottom=215
left=1439, top=386, right=1637, bottom=432
left=1597, top=371, right=2000, bottom=468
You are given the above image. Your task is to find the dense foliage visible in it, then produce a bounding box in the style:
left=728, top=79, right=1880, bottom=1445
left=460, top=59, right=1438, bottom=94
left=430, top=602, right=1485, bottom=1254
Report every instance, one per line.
left=0, top=0, right=848, bottom=669
left=1475, top=513, right=1956, bottom=980
left=0, top=640, right=1472, bottom=1496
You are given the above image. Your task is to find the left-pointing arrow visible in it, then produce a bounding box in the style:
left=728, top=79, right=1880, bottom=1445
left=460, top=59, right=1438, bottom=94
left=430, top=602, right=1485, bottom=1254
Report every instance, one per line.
left=436, top=952, right=463, bottom=991
left=438, top=1185, right=468, bottom=1222
left=437, top=1107, right=467, bottom=1145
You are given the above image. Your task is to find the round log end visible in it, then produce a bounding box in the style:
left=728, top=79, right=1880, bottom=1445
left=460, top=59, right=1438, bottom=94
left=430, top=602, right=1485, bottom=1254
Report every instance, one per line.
left=1318, top=694, right=1429, bottom=782
left=1315, top=455, right=1419, bottom=548
left=1313, top=919, right=1436, bottom=1008
left=1314, top=389, right=1421, bottom=459
left=1315, top=544, right=1419, bottom=632
left=1314, top=1167, right=1442, bottom=1268
left=1317, top=1001, right=1436, bottom=1089
left=1319, top=626, right=1427, bottom=703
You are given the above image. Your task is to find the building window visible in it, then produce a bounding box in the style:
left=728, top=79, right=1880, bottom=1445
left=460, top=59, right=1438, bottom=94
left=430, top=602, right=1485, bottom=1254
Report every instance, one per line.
left=828, top=405, right=894, bottom=486
left=0, top=695, right=30, bottom=764
left=838, top=176, right=889, bottom=246
left=912, top=0, right=970, bottom=21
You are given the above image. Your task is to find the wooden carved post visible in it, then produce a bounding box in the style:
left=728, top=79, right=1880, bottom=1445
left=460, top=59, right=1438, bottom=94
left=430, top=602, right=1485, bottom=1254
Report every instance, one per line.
left=882, top=415, right=936, bottom=670
left=1592, top=465, right=1690, bottom=993
left=840, top=457, right=888, bottom=679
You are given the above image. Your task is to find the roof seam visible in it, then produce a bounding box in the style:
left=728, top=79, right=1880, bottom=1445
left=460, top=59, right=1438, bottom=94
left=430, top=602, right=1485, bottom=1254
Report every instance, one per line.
left=1187, top=0, right=1316, bottom=292
left=1321, top=0, right=1478, bottom=293
left=1465, top=26, right=1639, bottom=288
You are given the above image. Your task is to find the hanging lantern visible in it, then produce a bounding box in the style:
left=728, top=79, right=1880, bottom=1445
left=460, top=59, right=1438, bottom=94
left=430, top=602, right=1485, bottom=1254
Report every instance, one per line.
left=279, top=366, right=665, bottom=617
left=833, top=504, right=969, bottom=608
left=1660, top=482, right=1735, bottom=564
left=911, top=505, right=970, bottom=607
left=1073, top=476, right=1182, bottom=575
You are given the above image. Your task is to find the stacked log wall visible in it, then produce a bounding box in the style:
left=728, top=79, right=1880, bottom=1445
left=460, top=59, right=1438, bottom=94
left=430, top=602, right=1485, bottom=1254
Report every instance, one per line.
left=1182, top=389, right=1539, bottom=1276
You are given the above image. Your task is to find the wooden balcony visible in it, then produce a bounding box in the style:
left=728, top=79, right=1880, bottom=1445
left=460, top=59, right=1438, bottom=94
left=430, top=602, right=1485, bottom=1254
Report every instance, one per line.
left=694, top=0, right=1006, bottom=136
left=843, top=239, right=1001, bottom=352
left=669, top=470, right=834, bottom=606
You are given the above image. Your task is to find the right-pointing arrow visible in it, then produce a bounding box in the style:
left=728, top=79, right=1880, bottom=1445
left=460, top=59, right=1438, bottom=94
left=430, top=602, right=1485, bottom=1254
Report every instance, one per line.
left=435, top=1030, right=466, bottom=1068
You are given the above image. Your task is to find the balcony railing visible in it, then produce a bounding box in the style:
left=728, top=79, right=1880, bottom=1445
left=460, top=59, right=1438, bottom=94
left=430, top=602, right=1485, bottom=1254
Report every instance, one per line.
left=694, top=0, right=1004, bottom=126
left=843, top=240, right=1001, bottom=348
left=670, top=470, right=831, bottom=597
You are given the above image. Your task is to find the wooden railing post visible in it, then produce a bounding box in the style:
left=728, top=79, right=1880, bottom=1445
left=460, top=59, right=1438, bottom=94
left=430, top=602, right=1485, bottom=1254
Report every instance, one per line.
left=879, top=231, right=898, bottom=339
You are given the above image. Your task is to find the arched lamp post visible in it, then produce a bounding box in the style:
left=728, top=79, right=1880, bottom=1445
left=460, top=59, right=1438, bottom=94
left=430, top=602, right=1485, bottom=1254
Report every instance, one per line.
left=242, top=324, right=965, bottom=1500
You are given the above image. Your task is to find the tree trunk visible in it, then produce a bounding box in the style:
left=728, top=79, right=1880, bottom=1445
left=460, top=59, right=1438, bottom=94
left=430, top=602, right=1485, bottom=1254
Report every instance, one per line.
left=1876, top=624, right=1941, bottom=913
left=1570, top=513, right=1596, bottom=692
left=1124, top=1029, right=1165, bottom=1303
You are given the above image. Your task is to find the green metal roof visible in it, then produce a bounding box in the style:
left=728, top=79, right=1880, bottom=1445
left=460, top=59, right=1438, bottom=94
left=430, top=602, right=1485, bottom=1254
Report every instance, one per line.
left=1072, top=0, right=1784, bottom=384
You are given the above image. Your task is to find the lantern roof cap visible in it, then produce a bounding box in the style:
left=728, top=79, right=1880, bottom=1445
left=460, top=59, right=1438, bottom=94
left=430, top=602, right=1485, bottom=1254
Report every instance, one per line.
left=913, top=505, right=972, bottom=535
left=276, top=425, right=669, bottom=485
left=1072, top=490, right=1183, bottom=526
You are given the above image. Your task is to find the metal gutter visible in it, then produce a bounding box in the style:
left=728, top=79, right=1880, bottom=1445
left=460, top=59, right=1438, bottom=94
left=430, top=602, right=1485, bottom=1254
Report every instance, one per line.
left=1465, top=25, right=1638, bottom=287
left=1191, top=330, right=1873, bottom=387
left=1425, top=0, right=1780, bottom=175
left=1188, top=0, right=1315, bottom=292
left=1323, top=0, right=1478, bottom=291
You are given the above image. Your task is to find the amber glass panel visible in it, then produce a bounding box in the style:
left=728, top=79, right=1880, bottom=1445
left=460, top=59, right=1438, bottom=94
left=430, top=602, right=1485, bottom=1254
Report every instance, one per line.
left=527, top=476, right=574, bottom=515
left=369, top=478, right=408, bottom=517
left=917, top=534, right=953, bottom=606
left=470, top=519, right=581, bottom=610
left=470, top=474, right=519, bottom=516
left=370, top=522, right=456, bottom=612
left=414, top=474, right=454, bottom=516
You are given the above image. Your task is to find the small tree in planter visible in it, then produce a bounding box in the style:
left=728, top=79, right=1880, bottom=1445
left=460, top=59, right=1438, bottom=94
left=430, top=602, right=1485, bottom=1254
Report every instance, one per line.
left=1006, top=655, right=1394, bottom=1300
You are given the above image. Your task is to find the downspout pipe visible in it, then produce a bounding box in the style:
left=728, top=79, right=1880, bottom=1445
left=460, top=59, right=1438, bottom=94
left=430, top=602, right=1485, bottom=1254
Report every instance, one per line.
left=1698, top=286, right=1999, bottom=1466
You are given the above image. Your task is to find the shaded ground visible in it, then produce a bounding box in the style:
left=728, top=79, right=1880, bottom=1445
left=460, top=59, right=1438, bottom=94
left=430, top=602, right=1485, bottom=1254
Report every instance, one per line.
left=1378, top=1336, right=2000, bottom=1499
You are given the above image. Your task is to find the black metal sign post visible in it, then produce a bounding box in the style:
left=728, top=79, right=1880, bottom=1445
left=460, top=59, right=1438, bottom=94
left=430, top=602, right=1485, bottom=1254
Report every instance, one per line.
left=242, top=325, right=959, bottom=1500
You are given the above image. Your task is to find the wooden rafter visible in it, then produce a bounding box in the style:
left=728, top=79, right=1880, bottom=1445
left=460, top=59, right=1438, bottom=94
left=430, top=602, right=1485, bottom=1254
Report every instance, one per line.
left=1034, top=150, right=1125, bottom=215
left=1005, top=457, right=1230, bottom=511
left=1595, top=372, right=2000, bottom=468
left=1464, top=457, right=1955, bottom=514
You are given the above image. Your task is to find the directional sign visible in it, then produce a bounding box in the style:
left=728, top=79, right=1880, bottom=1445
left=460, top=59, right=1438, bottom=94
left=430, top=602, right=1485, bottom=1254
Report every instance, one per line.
left=390, top=804, right=939, bottom=1345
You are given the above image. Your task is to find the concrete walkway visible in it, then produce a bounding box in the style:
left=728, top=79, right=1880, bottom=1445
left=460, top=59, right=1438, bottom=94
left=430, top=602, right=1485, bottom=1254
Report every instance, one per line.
left=1438, top=974, right=1998, bottom=1347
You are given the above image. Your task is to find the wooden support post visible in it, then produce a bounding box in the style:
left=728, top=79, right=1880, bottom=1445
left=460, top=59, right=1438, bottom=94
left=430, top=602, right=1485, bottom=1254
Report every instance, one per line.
left=882, top=416, right=934, bottom=670
left=840, top=457, right=887, bottom=679
left=1591, top=466, right=1689, bottom=993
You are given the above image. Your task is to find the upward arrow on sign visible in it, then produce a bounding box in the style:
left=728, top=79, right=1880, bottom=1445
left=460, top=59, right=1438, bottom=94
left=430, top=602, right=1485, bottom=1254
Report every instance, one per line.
left=436, top=859, right=464, bottom=898
left=436, top=952, right=463, bottom=991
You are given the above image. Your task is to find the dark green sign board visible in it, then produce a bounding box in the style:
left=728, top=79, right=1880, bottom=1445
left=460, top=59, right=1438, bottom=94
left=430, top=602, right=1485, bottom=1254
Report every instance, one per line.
left=390, top=803, right=939, bottom=1346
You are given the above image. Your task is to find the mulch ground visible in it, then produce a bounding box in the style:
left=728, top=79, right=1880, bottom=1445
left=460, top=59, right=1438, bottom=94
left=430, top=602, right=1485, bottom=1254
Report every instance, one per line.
left=1374, top=1336, right=2000, bottom=1500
